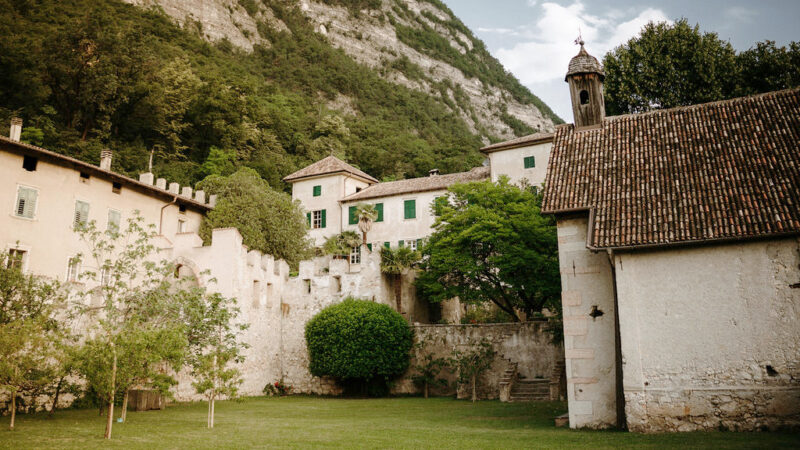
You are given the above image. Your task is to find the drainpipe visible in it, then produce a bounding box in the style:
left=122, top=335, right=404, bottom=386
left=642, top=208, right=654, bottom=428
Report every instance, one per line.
left=159, top=196, right=178, bottom=236
left=605, top=249, right=627, bottom=430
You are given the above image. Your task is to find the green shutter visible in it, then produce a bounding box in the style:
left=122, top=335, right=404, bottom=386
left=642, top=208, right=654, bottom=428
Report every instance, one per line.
left=313, top=185, right=321, bottom=197
left=398, top=240, right=404, bottom=247
left=416, top=239, right=422, bottom=249
left=384, top=242, right=390, bottom=249
left=367, top=243, right=372, bottom=251
left=74, top=200, right=89, bottom=228
left=16, top=187, right=37, bottom=219
left=306, top=212, right=311, bottom=227
left=349, top=206, right=358, bottom=225
left=375, top=203, right=383, bottom=222
left=404, top=199, right=416, bottom=219
left=524, top=156, right=535, bottom=168
left=321, top=209, right=327, bottom=228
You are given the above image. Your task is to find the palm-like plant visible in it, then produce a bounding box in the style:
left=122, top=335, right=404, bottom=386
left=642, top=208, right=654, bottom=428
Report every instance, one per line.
left=379, top=246, right=420, bottom=315
left=323, top=231, right=361, bottom=260
left=355, top=203, right=378, bottom=249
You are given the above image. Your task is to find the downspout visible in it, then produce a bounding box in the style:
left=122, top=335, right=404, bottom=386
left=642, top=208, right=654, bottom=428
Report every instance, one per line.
left=605, top=249, right=627, bottom=430
left=159, top=196, right=178, bottom=236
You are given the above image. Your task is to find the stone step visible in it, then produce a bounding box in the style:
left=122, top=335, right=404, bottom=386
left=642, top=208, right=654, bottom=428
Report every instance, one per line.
left=509, top=396, right=550, bottom=402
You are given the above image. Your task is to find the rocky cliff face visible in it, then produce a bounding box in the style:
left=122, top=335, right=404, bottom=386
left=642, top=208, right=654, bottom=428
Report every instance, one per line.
left=124, top=0, right=557, bottom=141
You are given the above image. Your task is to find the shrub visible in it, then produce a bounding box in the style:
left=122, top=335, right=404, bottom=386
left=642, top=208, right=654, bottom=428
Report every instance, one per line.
left=305, top=298, right=413, bottom=392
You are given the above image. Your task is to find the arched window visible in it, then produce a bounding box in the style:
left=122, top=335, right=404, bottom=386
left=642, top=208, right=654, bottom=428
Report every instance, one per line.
left=579, top=90, right=590, bottom=105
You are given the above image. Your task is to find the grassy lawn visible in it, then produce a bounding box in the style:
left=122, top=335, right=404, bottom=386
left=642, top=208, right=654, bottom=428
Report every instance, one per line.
left=0, top=397, right=797, bottom=449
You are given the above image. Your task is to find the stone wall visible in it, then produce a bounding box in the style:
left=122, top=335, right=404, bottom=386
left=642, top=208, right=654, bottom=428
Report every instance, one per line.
left=393, top=321, right=562, bottom=400
left=614, top=237, right=800, bottom=432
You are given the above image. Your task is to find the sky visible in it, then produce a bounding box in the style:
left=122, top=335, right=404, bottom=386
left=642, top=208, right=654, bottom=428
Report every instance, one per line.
left=443, top=0, right=800, bottom=121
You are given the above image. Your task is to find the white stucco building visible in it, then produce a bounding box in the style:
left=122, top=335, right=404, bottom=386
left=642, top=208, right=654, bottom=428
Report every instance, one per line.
left=0, top=129, right=212, bottom=281
left=542, top=43, right=800, bottom=432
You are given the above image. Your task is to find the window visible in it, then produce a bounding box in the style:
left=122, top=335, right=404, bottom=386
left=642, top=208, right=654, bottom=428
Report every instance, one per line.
left=313, top=185, right=322, bottom=197
left=375, top=203, right=384, bottom=222
left=310, top=210, right=326, bottom=229
left=7, top=249, right=25, bottom=270
left=179, top=205, right=186, bottom=214
left=73, top=200, right=89, bottom=228
left=252, top=280, right=261, bottom=308
left=404, top=199, right=416, bottom=220
left=398, top=240, right=405, bottom=248
left=349, top=206, right=358, bottom=225
left=15, top=186, right=37, bottom=219
left=178, top=219, right=187, bottom=233
left=332, top=276, right=341, bottom=293
left=407, top=239, right=417, bottom=251
left=112, top=182, right=122, bottom=194
left=22, top=155, right=37, bottom=171
left=304, top=279, right=312, bottom=294
left=384, top=242, right=390, bottom=249
left=101, top=261, right=112, bottom=286
left=367, top=243, right=372, bottom=252
left=107, top=209, right=121, bottom=234
left=66, top=257, right=80, bottom=282
left=524, top=156, right=535, bottom=169
left=349, top=245, right=361, bottom=264
left=79, top=172, right=90, bottom=183
left=580, top=90, right=589, bottom=105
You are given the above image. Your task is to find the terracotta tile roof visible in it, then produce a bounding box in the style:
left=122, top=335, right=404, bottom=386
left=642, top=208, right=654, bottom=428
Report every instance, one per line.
left=0, top=136, right=211, bottom=211
left=341, top=166, right=490, bottom=202
left=480, top=132, right=554, bottom=153
left=565, top=44, right=604, bottom=81
left=542, top=89, right=800, bottom=249
left=283, top=155, right=379, bottom=183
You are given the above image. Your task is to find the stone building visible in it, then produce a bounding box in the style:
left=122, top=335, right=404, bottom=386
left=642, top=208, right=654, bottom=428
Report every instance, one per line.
left=542, top=43, right=800, bottom=431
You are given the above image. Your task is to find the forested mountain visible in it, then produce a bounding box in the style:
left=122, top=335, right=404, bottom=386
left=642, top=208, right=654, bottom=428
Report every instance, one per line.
left=0, top=0, right=558, bottom=189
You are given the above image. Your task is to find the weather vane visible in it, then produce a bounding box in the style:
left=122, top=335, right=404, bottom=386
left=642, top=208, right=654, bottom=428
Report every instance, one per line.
left=574, top=27, right=584, bottom=46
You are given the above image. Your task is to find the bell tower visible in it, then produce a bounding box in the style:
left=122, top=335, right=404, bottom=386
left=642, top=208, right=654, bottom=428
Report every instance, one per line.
left=565, top=40, right=605, bottom=129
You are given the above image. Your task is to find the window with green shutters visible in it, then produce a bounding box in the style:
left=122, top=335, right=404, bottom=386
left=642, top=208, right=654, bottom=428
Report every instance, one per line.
left=107, top=209, right=121, bottom=234
left=383, top=242, right=390, bottom=249
left=310, top=210, right=326, bottom=229
left=367, top=243, right=372, bottom=251
left=398, top=240, right=404, bottom=247
left=403, top=199, right=416, bottom=219
left=524, top=156, right=535, bottom=168
left=320, top=209, right=326, bottom=228
left=349, top=206, right=358, bottom=225
left=14, top=186, right=37, bottom=219
left=313, top=185, right=321, bottom=197
left=73, top=200, right=90, bottom=229
left=375, top=203, right=384, bottom=222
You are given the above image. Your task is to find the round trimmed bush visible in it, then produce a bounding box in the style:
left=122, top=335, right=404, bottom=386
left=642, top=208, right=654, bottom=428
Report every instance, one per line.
left=305, top=298, right=413, bottom=383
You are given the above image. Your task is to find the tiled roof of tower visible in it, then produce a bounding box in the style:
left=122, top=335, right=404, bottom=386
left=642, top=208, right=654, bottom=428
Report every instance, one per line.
left=542, top=88, right=800, bottom=249
left=480, top=132, right=554, bottom=153
left=341, top=167, right=490, bottom=202
left=283, top=155, right=379, bottom=183
left=565, top=43, right=604, bottom=81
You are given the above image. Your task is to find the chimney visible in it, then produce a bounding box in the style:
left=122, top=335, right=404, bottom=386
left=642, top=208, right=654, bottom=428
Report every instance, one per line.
left=429, top=168, right=440, bottom=176
left=9, top=118, right=22, bottom=142
left=100, top=149, right=113, bottom=171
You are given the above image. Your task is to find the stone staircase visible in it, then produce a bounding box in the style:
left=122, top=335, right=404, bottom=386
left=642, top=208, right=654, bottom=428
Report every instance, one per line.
left=509, top=378, right=551, bottom=402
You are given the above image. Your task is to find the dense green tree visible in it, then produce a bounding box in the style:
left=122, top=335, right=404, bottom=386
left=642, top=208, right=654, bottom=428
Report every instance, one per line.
left=603, top=19, right=738, bottom=115
left=736, top=40, right=800, bottom=96
left=198, top=168, right=312, bottom=266
left=416, top=178, right=560, bottom=321
left=305, top=298, right=412, bottom=394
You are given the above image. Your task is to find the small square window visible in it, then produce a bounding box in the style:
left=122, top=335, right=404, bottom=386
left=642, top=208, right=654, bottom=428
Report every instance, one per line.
left=79, top=172, right=90, bottom=183
left=313, top=185, right=321, bottom=197
left=407, top=239, right=418, bottom=251
left=179, top=204, right=187, bottom=214
left=350, top=246, right=361, bottom=264
left=311, top=210, right=326, bottom=229
left=524, top=156, right=535, bottom=169
left=22, top=155, right=37, bottom=171
left=112, top=182, right=122, bottom=194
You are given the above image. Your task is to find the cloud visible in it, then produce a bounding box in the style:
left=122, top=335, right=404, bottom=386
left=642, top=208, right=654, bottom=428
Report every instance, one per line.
left=724, top=6, right=757, bottom=22
left=477, top=27, right=521, bottom=36
left=497, top=2, right=670, bottom=85
left=526, top=0, right=538, bottom=7
left=491, top=1, right=670, bottom=119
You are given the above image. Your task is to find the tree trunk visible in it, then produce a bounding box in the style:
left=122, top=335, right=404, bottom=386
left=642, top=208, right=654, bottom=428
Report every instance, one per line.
left=104, top=350, right=117, bottom=439
left=207, top=396, right=212, bottom=428
left=362, top=231, right=368, bottom=248
left=471, top=374, right=476, bottom=403
left=394, top=274, right=403, bottom=314
left=9, top=388, right=16, bottom=430
left=210, top=395, right=215, bottom=429
left=121, top=389, right=129, bottom=422
left=424, top=382, right=429, bottom=399
left=49, top=377, right=64, bottom=418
